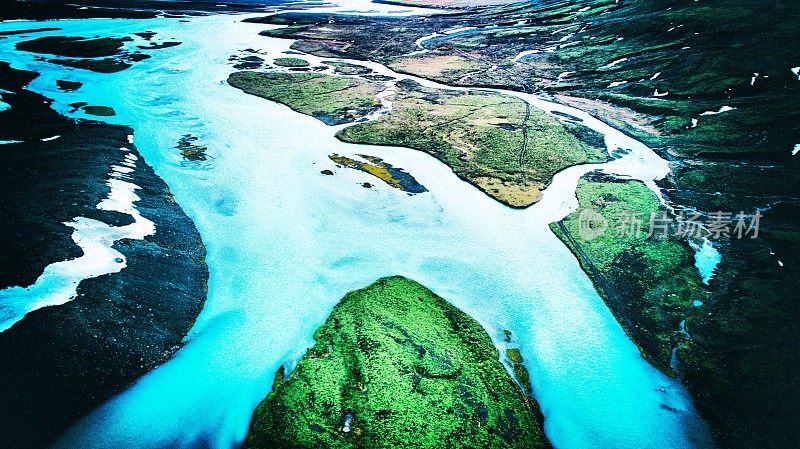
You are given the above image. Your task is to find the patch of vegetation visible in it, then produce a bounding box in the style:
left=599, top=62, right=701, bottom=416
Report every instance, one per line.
left=227, top=71, right=382, bottom=125
left=55, top=79, right=81, bottom=91
left=273, top=57, right=310, bottom=67
left=48, top=58, right=131, bottom=73
left=389, top=55, right=485, bottom=83
left=229, top=70, right=604, bottom=206
left=338, top=80, right=606, bottom=207
left=175, top=134, right=207, bottom=161
left=133, top=31, right=156, bottom=40
left=550, top=175, right=708, bottom=373
left=505, top=348, right=532, bottom=395
left=328, top=153, right=427, bottom=194
left=324, top=61, right=373, bottom=76
left=81, top=105, right=116, bottom=116
left=137, top=40, right=181, bottom=50
left=242, top=276, right=548, bottom=449
left=67, top=101, right=88, bottom=113
left=15, top=35, right=128, bottom=57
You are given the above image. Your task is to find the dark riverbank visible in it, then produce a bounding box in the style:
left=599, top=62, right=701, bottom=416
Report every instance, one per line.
left=0, top=62, right=208, bottom=449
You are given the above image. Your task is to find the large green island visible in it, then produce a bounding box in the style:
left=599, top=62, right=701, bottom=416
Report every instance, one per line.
left=242, top=276, right=548, bottom=449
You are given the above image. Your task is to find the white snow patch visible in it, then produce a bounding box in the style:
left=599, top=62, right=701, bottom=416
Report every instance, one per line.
left=598, top=57, right=628, bottom=70
left=0, top=147, right=155, bottom=332
left=699, top=106, right=736, bottom=116
left=511, top=49, right=540, bottom=63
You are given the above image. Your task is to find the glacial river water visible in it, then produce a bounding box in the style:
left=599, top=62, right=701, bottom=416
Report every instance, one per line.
left=0, top=3, right=716, bottom=449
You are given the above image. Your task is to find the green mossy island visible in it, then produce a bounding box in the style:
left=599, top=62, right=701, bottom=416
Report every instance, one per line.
left=338, top=79, right=606, bottom=207
left=325, top=61, right=373, bottom=75
left=551, top=175, right=707, bottom=373
left=55, top=79, right=82, bottom=92
left=228, top=71, right=382, bottom=125
left=15, top=35, right=128, bottom=57
left=328, top=153, right=427, bottom=194
left=273, top=57, right=310, bottom=68
left=137, top=41, right=181, bottom=50
left=243, top=276, right=548, bottom=449
left=48, top=58, right=132, bottom=73
left=175, top=134, right=208, bottom=161
left=81, top=105, right=116, bottom=117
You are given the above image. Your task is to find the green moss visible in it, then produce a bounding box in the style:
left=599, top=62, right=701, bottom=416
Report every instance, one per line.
left=550, top=176, right=708, bottom=372
left=328, top=153, right=427, bottom=194
left=227, top=71, right=382, bottom=125
left=15, top=35, right=127, bottom=57
left=273, top=57, right=310, bottom=67
left=243, top=276, right=548, bottom=449
left=175, top=134, right=207, bottom=161
left=81, top=105, right=116, bottom=117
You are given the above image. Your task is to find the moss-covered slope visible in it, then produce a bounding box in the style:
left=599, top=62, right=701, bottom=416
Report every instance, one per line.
left=551, top=174, right=800, bottom=449
left=243, top=276, right=548, bottom=449
left=551, top=175, right=707, bottom=373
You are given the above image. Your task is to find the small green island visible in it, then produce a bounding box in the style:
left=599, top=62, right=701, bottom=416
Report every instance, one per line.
left=328, top=153, right=427, bottom=194
left=243, top=276, right=548, bottom=449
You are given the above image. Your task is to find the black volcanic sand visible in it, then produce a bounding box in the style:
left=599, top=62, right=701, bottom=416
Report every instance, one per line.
left=0, top=62, right=208, bottom=449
